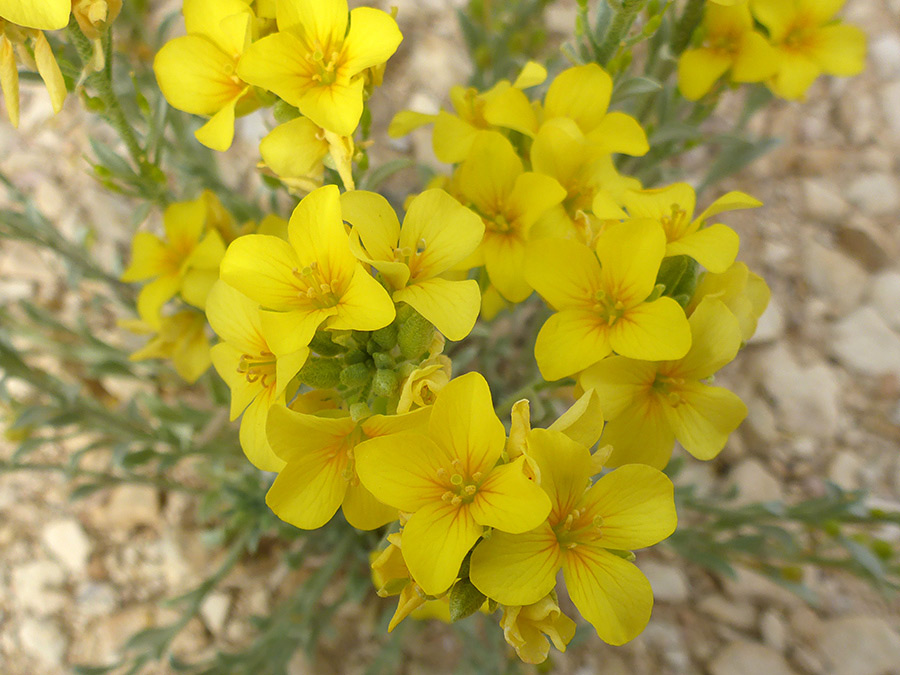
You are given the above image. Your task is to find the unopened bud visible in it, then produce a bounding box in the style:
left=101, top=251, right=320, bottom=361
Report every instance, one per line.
left=340, top=362, right=372, bottom=388
left=298, top=357, right=341, bottom=389
left=398, top=311, right=434, bottom=360
left=371, top=369, right=399, bottom=397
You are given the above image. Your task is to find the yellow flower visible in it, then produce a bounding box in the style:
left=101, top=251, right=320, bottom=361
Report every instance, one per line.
left=688, top=261, right=770, bottom=342
left=396, top=354, right=451, bottom=413
left=206, top=281, right=309, bottom=472
left=678, top=1, right=779, bottom=100
left=72, top=0, right=122, bottom=40
left=121, top=195, right=226, bottom=328
left=219, top=185, right=396, bottom=356
left=370, top=534, right=432, bottom=631
left=154, top=0, right=258, bottom=151
left=0, top=20, right=65, bottom=127
left=124, top=311, right=211, bottom=384
left=355, top=372, right=551, bottom=595
left=237, top=0, right=402, bottom=136
left=0, top=0, right=69, bottom=30
left=265, top=405, right=430, bottom=531
left=525, top=221, right=692, bottom=382
left=623, top=182, right=761, bottom=273
left=259, top=116, right=355, bottom=193
left=500, top=592, right=577, bottom=664
left=580, top=298, right=748, bottom=469
left=540, top=64, right=648, bottom=157
left=470, top=429, right=676, bottom=645
left=751, top=0, right=866, bottom=100
left=340, top=188, right=485, bottom=340
left=455, top=131, right=567, bottom=303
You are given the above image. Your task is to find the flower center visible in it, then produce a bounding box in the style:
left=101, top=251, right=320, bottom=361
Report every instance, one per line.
left=652, top=373, right=686, bottom=407
left=392, top=238, right=428, bottom=280
left=237, top=351, right=277, bottom=388
left=659, top=203, right=689, bottom=241
left=783, top=19, right=816, bottom=51
left=591, top=289, right=626, bottom=326
left=437, top=459, right=483, bottom=506
left=553, top=507, right=603, bottom=549
left=307, top=42, right=341, bottom=85
left=292, top=261, right=341, bottom=308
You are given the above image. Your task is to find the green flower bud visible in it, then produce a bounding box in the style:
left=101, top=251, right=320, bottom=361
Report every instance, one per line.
left=297, top=357, right=342, bottom=389
left=372, top=351, right=394, bottom=370
left=372, top=324, right=398, bottom=350
left=340, top=362, right=372, bottom=388
left=309, top=331, right=347, bottom=357
left=343, top=349, right=367, bottom=365
left=372, top=369, right=399, bottom=397
left=273, top=99, right=301, bottom=123
left=349, top=402, right=371, bottom=422
left=398, top=311, right=434, bottom=360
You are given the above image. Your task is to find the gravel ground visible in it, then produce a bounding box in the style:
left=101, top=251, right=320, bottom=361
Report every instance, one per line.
left=2, top=1, right=900, bottom=673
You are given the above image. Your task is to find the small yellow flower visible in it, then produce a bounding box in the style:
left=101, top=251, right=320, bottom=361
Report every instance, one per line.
left=237, top=0, right=402, bottom=136
left=580, top=298, right=748, bottom=469
left=124, top=311, right=211, bottom=384
left=355, top=372, right=551, bottom=595
left=341, top=188, right=485, bottom=340
left=500, top=592, right=577, bottom=664
left=525, top=221, right=692, bottom=381
left=751, top=0, right=866, bottom=100
left=396, top=354, right=451, bottom=414
left=154, top=0, right=258, bottom=151
left=259, top=116, right=355, bottom=193
left=0, top=20, right=66, bottom=127
left=678, top=1, right=779, bottom=100
left=470, top=429, right=676, bottom=646
left=688, top=261, right=771, bottom=342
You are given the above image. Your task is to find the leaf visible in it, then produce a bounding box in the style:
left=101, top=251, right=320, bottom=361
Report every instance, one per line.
left=358, top=159, right=416, bottom=192
left=611, top=76, right=662, bottom=105
left=448, top=578, right=486, bottom=623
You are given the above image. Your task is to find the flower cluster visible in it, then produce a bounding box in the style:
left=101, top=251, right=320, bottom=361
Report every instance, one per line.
left=109, top=0, right=831, bottom=666
left=679, top=0, right=865, bottom=101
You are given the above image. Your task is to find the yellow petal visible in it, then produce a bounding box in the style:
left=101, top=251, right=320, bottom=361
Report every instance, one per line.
left=340, top=189, right=401, bottom=262
left=259, top=306, right=333, bottom=355
left=583, top=464, right=676, bottom=550
left=674, top=298, right=743, bottom=380
left=180, top=268, right=218, bottom=308
left=0, top=0, right=70, bottom=30
left=481, top=232, right=532, bottom=303
left=732, top=31, right=780, bottom=83
left=287, top=184, right=357, bottom=284
left=624, top=183, right=697, bottom=223
left=388, top=110, right=437, bottom=138
left=526, top=428, right=593, bottom=523
left=219, top=234, right=303, bottom=310
left=401, top=189, right=485, bottom=278
left=469, top=456, right=551, bottom=533
left=0, top=36, right=19, bottom=128
left=600, top=399, right=674, bottom=469
left=432, top=110, right=480, bottom=163
left=544, top=64, right=612, bottom=134
left=429, top=372, right=506, bottom=477
left=534, top=310, right=611, bottom=381
left=695, top=190, right=761, bottom=223
left=666, top=224, right=739, bottom=273
left=163, top=196, right=208, bottom=244
left=525, top=237, right=601, bottom=311
left=342, top=482, right=397, bottom=530
left=610, top=297, right=692, bottom=361
left=136, top=276, right=181, bottom=328
left=506, top=172, right=568, bottom=233
left=393, top=278, right=481, bottom=342
left=750, top=0, right=795, bottom=42
left=196, top=95, right=240, bottom=150
left=401, top=501, right=482, bottom=595
left=808, top=23, right=866, bottom=76
left=512, top=61, right=547, bottom=89
left=548, top=389, right=606, bottom=450
left=470, top=523, right=561, bottom=606
left=798, top=0, right=845, bottom=23
left=33, top=32, right=65, bottom=114
left=586, top=112, right=648, bottom=156
left=456, top=131, right=521, bottom=215
left=483, top=83, right=538, bottom=136
left=277, top=0, right=348, bottom=49
left=664, top=383, right=748, bottom=460
left=329, top=264, right=395, bottom=331
left=260, top=117, right=328, bottom=183
left=296, top=75, right=365, bottom=136
left=562, top=545, right=653, bottom=645
left=677, top=48, right=732, bottom=100
left=579, top=355, right=657, bottom=420
left=596, top=219, right=667, bottom=308
left=266, top=405, right=354, bottom=462
left=239, top=391, right=286, bottom=471
left=154, top=36, right=243, bottom=115
left=210, top=342, right=260, bottom=419
left=531, top=117, right=588, bottom=189
left=121, top=232, right=167, bottom=282
left=205, top=281, right=264, bottom=353
left=236, top=31, right=311, bottom=107
left=183, top=0, right=253, bottom=54
left=185, top=230, right=226, bottom=271
left=355, top=431, right=448, bottom=512
left=342, top=7, right=403, bottom=77
left=770, top=49, right=821, bottom=100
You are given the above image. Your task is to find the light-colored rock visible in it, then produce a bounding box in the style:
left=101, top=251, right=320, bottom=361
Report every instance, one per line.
left=698, top=595, right=758, bottom=630
left=640, top=621, right=691, bottom=673
left=802, top=179, right=849, bottom=223
left=724, top=567, right=801, bottom=607
left=709, top=642, right=799, bottom=675
left=830, top=306, right=900, bottom=377
left=750, top=296, right=786, bottom=344
left=97, top=484, right=159, bottom=531
left=881, top=81, right=900, bottom=138
left=828, top=451, right=863, bottom=490
left=41, top=518, right=91, bottom=576
left=846, top=173, right=900, bottom=216
left=837, top=218, right=894, bottom=269
left=760, top=345, right=841, bottom=439
left=869, top=270, right=900, bottom=331
left=803, top=242, right=868, bottom=313
left=18, top=617, right=67, bottom=667
left=760, top=609, right=789, bottom=652
left=200, top=592, right=231, bottom=635
left=75, top=581, right=118, bottom=619
left=728, top=459, right=783, bottom=504
left=815, top=616, right=900, bottom=675
left=640, top=561, right=689, bottom=603
left=12, top=560, right=66, bottom=614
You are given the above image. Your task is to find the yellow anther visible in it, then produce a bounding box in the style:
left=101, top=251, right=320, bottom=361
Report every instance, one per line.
left=463, top=484, right=477, bottom=496
left=441, top=491, right=454, bottom=502
left=450, top=495, right=462, bottom=506
left=471, top=471, right=483, bottom=483
left=436, top=468, right=448, bottom=480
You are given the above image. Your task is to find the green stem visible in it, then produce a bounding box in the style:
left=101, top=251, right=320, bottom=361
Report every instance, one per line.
left=595, top=0, right=645, bottom=65
left=0, top=460, right=198, bottom=494
left=670, top=0, right=705, bottom=55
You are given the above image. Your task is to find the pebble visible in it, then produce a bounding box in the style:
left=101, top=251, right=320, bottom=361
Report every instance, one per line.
left=868, top=270, right=900, bottom=331
left=750, top=296, right=786, bottom=344
left=846, top=173, right=900, bottom=216
left=698, top=595, right=758, bottom=631
left=802, top=242, right=868, bottom=313
left=830, top=306, right=900, bottom=377
left=802, top=179, right=849, bottom=223
left=95, top=485, right=160, bottom=532
left=837, top=218, right=894, bottom=269
left=724, top=568, right=801, bottom=608
left=11, top=560, right=67, bottom=615
left=881, top=81, right=900, bottom=138
left=827, top=451, right=863, bottom=490
left=760, top=345, right=841, bottom=439
left=814, top=616, right=900, bottom=675
left=709, top=642, right=799, bottom=675
left=75, top=581, right=118, bottom=619
left=18, top=617, right=68, bottom=668
left=640, top=561, right=689, bottom=603
left=728, top=459, right=784, bottom=504
left=200, top=591, right=231, bottom=635
left=871, top=33, right=900, bottom=79
left=760, top=609, right=789, bottom=652
left=41, top=519, right=92, bottom=576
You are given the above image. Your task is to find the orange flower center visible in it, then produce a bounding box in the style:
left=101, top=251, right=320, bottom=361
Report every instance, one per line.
left=591, top=289, right=626, bottom=326
left=437, top=459, right=483, bottom=506
left=307, top=42, right=341, bottom=85
left=292, top=261, right=341, bottom=308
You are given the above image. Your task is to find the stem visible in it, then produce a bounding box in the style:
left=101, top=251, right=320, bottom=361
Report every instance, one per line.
left=670, top=0, right=705, bottom=55
left=595, top=0, right=645, bottom=65
left=0, top=460, right=198, bottom=493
